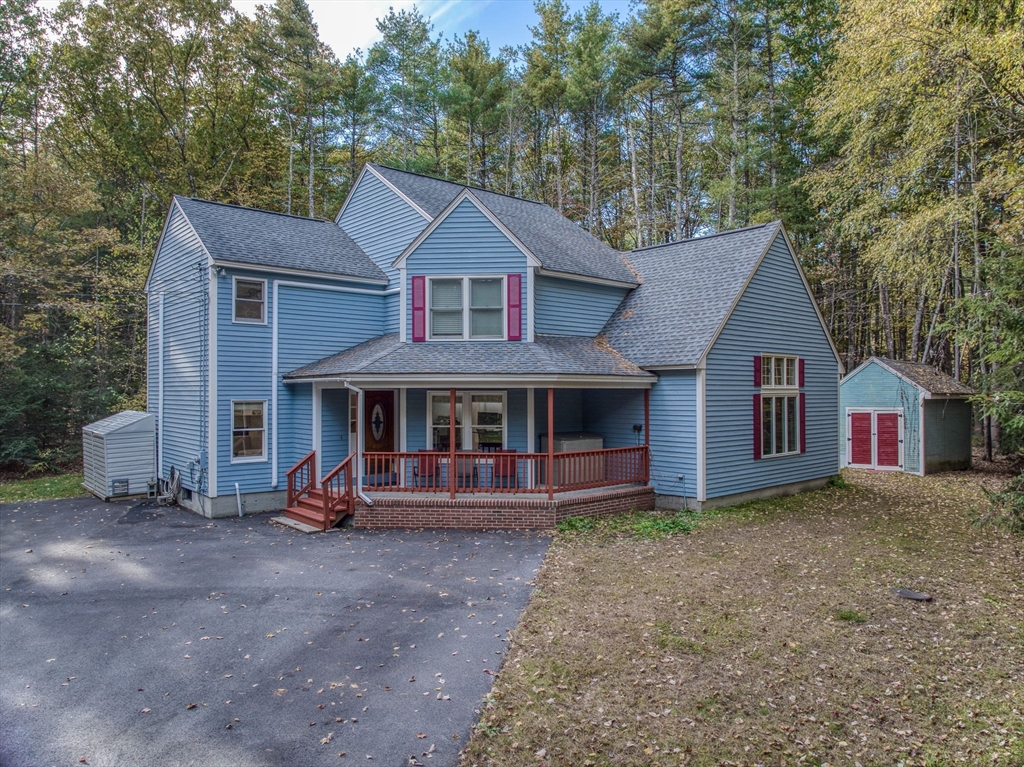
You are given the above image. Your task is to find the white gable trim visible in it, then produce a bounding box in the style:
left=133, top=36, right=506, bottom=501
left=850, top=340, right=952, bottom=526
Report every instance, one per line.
left=391, top=189, right=542, bottom=270
left=697, top=223, right=844, bottom=371
left=145, top=197, right=213, bottom=292
left=846, top=357, right=928, bottom=396
left=336, top=164, right=433, bottom=224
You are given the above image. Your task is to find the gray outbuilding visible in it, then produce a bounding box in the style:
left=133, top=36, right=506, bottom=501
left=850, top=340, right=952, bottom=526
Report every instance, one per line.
left=839, top=357, right=974, bottom=474
left=82, top=411, right=156, bottom=500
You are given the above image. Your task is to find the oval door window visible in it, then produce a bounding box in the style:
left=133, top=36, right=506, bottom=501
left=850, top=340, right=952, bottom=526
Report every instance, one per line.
left=370, top=403, right=386, bottom=443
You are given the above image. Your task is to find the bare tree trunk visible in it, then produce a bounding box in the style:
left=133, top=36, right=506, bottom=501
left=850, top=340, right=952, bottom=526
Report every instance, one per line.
left=879, top=282, right=895, bottom=358
left=627, top=115, right=642, bottom=247
left=728, top=2, right=740, bottom=229
left=922, top=267, right=951, bottom=364
left=910, top=286, right=926, bottom=361
left=287, top=112, right=294, bottom=215
left=307, top=104, right=314, bottom=218
left=589, top=110, right=599, bottom=233
left=764, top=6, right=778, bottom=215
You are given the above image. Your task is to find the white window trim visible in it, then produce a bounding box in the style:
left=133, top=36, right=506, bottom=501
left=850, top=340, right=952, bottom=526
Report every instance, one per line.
left=760, top=393, right=800, bottom=459
left=230, top=399, right=268, bottom=463
left=232, top=276, right=267, bottom=325
left=426, top=390, right=507, bottom=450
left=761, top=353, right=799, bottom=390
left=427, top=275, right=506, bottom=341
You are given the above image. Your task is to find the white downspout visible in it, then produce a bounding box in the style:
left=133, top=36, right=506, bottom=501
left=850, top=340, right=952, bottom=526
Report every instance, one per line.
left=344, top=380, right=373, bottom=506
left=157, top=292, right=165, bottom=481
left=271, top=280, right=279, bottom=488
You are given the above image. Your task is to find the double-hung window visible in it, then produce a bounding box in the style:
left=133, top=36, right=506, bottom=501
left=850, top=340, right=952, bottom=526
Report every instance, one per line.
left=233, top=277, right=266, bottom=323
left=429, top=277, right=505, bottom=340
left=428, top=391, right=506, bottom=450
left=232, top=401, right=266, bottom=461
left=759, top=355, right=799, bottom=457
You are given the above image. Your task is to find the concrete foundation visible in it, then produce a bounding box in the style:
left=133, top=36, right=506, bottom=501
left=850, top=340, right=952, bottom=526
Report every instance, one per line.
left=657, top=476, right=831, bottom=512
left=179, top=490, right=287, bottom=519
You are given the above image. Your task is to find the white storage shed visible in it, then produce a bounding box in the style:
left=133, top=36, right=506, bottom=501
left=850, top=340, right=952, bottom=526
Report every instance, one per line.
left=82, top=411, right=156, bottom=500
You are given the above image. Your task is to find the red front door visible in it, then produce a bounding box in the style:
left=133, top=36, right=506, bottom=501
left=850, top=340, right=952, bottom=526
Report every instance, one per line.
left=364, top=390, right=395, bottom=453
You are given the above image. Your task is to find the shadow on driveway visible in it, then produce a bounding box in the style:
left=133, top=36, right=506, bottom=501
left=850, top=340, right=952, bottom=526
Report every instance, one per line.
left=0, top=496, right=549, bottom=767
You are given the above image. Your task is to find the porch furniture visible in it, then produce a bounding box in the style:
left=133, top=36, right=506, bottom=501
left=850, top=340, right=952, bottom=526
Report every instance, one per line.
left=491, top=449, right=519, bottom=489
left=413, top=449, right=440, bottom=488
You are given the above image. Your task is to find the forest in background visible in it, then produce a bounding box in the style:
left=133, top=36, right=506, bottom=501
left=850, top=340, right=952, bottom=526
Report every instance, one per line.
left=1, top=0, right=1021, bottom=471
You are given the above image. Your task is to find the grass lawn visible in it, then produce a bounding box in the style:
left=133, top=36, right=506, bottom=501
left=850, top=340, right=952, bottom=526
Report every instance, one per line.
left=0, top=473, right=87, bottom=503
left=462, top=470, right=1023, bottom=767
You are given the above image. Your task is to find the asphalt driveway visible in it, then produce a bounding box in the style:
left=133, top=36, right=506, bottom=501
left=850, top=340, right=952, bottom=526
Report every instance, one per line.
left=0, top=497, right=549, bottom=767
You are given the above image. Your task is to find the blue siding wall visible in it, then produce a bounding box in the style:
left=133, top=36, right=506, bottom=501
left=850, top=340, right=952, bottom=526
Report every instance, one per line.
left=215, top=271, right=385, bottom=495
left=147, top=205, right=209, bottom=493
left=405, top=199, right=528, bottom=340
left=534, top=389, right=583, bottom=450
left=385, top=292, right=400, bottom=334
left=705, top=234, right=841, bottom=499
left=923, top=398, right=971, bottom=472
left=583, top=375, right=698, bottom=500
left=321, top=388, right=349, bottom=470
left=535, top=275, right=629, bottom=337
left=838, top=363, right=922, bottom=473
left=338, top=170, right=427, bottom=288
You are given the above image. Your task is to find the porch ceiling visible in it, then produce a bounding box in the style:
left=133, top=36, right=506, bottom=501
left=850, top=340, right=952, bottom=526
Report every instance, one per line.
left=284, top=333, right=656, bottom=388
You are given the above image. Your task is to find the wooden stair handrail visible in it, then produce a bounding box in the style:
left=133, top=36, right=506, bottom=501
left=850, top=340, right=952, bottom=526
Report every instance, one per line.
left=321, top=453, right=355, bottom=532
left=286, top=450, right=317, bottom=509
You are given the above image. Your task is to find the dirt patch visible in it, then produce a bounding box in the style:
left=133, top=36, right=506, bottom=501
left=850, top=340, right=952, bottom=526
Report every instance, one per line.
left=461, top=470, right=1023, bottom=766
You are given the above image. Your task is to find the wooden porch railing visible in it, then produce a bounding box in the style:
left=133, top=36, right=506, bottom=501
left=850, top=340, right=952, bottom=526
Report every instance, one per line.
left=361, top=446, right=649, bottom=496
left=320, top=453, right=354, bottom=531
left=286, top=449, right=316, bottom=509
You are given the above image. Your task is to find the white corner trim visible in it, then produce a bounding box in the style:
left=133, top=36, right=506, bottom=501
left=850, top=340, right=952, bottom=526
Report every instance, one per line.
left=696, top=367, right=706, bottom=502
left=526, top=267, right=536, bottom=342
left=918, top=396, right=926, bottom=476
left=157, top=293, right=165, bottom=481
left=399, top=267, right=408, bottom=342
left=207, top=273, right=218, bottom=497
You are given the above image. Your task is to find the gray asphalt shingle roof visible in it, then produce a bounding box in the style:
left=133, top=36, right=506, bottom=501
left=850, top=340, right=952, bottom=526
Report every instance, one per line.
left=869, top=358, right=974, bottom=396
left=174, top=196, right=387, bottom=282
left=370, top=165, right=638, bottom=285
left=285, top=334, right=654, bottom=380
left=602, top=222, right=782, bottom=367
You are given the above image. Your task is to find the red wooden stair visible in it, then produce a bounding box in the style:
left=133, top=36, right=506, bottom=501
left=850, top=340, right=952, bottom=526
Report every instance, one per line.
left=284, top=451, right=355, bottom=531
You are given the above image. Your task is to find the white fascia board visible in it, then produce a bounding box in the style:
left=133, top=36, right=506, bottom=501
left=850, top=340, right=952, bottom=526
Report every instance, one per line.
left=778, top=225, right=845, bottom=372
left=696, top=222, right=781, bottom=368
left=144, top=196, right=180, bottom=293
left=641, top=364, right=698, bottom=372
left=391, top=189, right=542, bottom=270
left=212, top=260, right=389, bottom=287
left=535, top=268, right=638, bottom=290
left=364, top=165, right=433, bottom=222
left=334, top=164, right=372, bottom=223
left=284, top=374, right=655, bottom=389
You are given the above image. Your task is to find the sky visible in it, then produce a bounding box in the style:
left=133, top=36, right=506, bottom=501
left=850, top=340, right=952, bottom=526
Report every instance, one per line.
left=231, top=0, right=634, bottom=60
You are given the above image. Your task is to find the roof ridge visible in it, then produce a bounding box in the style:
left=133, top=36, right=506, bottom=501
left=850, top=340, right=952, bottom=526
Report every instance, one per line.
left=370, top=164, right=545, bottom=207
left=630, top=221, right=778, bottom=253
left=175, top=194, right=332, bottom=224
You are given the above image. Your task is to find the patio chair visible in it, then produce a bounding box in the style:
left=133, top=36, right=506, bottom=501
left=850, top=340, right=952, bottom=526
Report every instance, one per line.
left=455, top=454, right=478, bottom=489
left=413, top=450, right=440, bottom=488
left=491, top=449, right=518, bottom=489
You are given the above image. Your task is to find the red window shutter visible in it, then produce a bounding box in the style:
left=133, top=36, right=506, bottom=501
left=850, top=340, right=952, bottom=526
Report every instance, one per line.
left=800, top=392, right=807, bottom=453
left=507, top=273, right=522, bottom=341
left=753, top=393, right=762, bottom=460
left=799, top=358, right=806, bottom=387
left=754, top=355, right=762, bottom=387
left=411, top=276, right=426, bottom=342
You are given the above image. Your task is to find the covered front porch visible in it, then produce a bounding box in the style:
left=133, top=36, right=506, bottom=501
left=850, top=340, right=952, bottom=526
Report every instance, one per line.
left=281, top=335, right=657, bottom=529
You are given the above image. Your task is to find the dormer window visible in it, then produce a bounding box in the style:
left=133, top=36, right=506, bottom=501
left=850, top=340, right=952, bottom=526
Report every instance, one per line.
left=428, top=276, right=505, bottom=340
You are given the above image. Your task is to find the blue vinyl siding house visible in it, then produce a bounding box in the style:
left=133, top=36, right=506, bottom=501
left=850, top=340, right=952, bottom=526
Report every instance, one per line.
left=146, top=163, right=843, bottom=523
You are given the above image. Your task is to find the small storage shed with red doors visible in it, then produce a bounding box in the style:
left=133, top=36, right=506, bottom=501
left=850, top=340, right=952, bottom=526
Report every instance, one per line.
left=839, top=357, right=973, bottom=474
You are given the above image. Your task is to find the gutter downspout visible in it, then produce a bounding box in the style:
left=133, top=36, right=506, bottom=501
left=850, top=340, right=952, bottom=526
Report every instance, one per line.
left=157, top=292, right=165, bottom=482
left=271, top=280, right=280, bottom=488
left=344, top=380, right=373, bottom=506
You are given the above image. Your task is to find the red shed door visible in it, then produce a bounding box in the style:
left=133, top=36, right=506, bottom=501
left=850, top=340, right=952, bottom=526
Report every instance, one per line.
left=875, top=413, right=900, bottom=467
left=850, top=412, right=873, bottom=466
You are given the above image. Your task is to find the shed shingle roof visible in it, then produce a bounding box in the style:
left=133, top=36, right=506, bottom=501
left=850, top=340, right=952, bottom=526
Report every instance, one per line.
left=285, top=334, right=654, bottom=380
left=174, top=196, right=387, bottom=282
left=370, top=165, right=637, bottom=285
left=602, top=222, right=782, bottom=367
left=868, top=358, right=974, bottom=396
